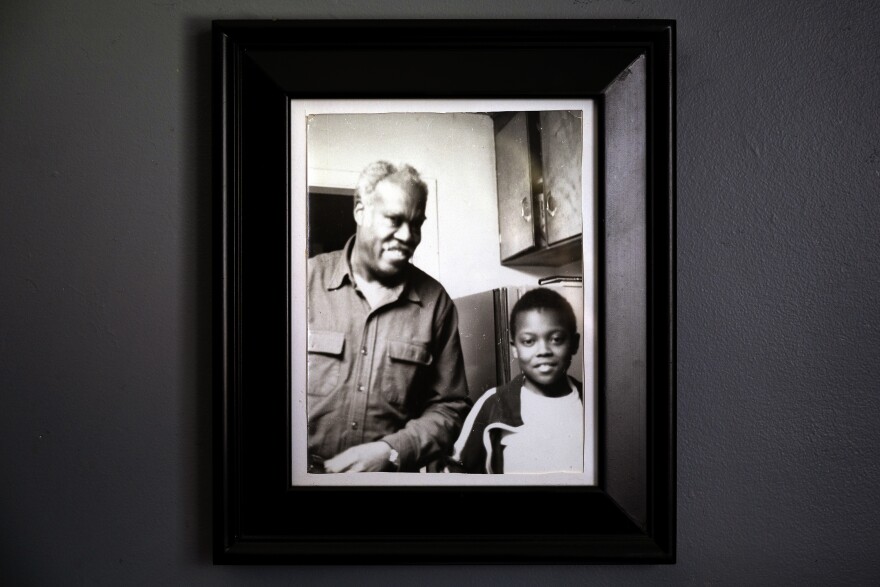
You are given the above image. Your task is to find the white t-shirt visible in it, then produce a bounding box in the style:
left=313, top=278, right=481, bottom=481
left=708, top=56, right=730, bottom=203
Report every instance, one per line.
left=500, top=380, right=584, bottom=474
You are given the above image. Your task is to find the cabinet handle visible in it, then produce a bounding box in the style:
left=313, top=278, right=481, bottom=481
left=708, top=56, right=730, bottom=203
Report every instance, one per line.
left=546, top=191, right=557, bottom=217
left=520, top=195, right=531, bottom=222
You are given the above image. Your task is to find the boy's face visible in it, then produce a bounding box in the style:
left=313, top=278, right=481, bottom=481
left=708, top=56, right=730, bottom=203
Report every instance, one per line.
left=511, top=308, right=579, bottom=393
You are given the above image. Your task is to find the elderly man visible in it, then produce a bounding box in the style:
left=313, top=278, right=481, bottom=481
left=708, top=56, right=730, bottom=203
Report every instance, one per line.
left=307, top=161, right=470, bottom=473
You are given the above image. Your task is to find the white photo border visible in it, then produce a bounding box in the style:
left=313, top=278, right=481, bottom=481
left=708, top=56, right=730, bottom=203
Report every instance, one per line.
left=291, top=99, right=597, bottom=487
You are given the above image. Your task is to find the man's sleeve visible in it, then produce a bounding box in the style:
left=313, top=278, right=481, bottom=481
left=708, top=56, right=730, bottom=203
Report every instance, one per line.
left=381, top=296, right=471, bottom=470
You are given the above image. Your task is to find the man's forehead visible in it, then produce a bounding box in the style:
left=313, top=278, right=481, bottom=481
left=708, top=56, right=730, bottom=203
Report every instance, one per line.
left=372, top=179, right=426, bottom=212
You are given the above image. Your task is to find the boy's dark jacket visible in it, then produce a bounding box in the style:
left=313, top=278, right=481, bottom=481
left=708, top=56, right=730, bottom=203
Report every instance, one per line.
left=447, top=373, right=583, bottom=474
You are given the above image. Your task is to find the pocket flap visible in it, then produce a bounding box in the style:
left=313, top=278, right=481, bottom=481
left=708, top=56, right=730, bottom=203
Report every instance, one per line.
left=387, top=340, right=432, bottom=365
left=308, top=330, right=345, bottom=356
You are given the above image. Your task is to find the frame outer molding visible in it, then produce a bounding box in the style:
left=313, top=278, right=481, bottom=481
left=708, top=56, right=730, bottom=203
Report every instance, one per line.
left=213, top=19, right=675, bottom=564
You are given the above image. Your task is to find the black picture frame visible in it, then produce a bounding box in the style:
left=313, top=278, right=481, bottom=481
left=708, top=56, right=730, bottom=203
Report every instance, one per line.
left=214, top=19, right=675, bottom=564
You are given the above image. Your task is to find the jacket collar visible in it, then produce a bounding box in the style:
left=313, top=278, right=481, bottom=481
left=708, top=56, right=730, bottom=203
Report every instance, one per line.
left=497, top=374, right=526, bottom=428
left=497, top=373, right=583, bottom=427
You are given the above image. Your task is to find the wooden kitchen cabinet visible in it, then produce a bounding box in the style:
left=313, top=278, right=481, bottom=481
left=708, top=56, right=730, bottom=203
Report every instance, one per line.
left=494, top=112, right=536, bottom=261
left=493, top=110, right=584, bottom=266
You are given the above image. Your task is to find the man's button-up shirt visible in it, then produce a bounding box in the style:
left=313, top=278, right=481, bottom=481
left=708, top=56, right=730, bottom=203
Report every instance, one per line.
left=306, top=239, right=470, bottom=471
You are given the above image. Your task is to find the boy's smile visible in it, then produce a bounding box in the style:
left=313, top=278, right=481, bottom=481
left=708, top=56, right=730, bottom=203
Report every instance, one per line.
left=511, top=308, right=579, bottom=396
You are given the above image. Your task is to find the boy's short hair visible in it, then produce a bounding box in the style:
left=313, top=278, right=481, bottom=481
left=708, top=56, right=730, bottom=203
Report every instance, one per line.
left=509, top=287, right=578, bottom=338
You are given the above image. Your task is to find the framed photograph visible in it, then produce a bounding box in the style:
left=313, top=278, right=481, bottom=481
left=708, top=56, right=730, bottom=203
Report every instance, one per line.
left=294, top=101, right=597, bottom=488
left=215, top=20, right=675, bottom=563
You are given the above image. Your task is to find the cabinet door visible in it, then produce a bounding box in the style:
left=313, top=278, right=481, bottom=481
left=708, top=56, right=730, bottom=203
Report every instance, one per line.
left=495, top=112, right=536, bottom=261
left=540, top=110, right=583, bottom=245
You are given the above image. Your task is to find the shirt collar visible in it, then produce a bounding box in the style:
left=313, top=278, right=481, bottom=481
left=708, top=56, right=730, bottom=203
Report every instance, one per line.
left=325, top=236, right=355, bottom=291
left=325, top=236, right=421, bottom=304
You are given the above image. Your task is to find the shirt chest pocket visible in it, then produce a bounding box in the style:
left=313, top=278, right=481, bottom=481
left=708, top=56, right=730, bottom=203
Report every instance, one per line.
left=307, top=330, right=345, bottom=396
left=379, top=339, right=433, bottom=405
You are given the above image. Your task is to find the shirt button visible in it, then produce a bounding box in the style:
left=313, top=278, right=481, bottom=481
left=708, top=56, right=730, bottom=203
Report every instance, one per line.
left=351, top=422, right=358, bottom=430
left=360, top=347, right=367, bottom=355
left=357, top=384, right=365, bottom=392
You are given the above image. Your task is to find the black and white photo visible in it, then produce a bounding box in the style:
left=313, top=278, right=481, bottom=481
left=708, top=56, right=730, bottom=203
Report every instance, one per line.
left=291, top=101, right=597, bottom=486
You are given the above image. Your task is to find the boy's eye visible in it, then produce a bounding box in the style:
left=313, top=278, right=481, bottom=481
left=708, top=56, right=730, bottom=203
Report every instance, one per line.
left=520, top=338, right=534, bottom=346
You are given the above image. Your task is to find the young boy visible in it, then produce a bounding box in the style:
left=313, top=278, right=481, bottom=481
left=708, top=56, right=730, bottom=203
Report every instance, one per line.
left=448, top=287, right=583, bottom=474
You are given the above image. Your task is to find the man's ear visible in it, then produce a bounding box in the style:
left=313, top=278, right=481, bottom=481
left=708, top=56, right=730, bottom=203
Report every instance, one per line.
left=570, top=332, right=581, bottom=356
left=353, top=197, right=365, bottom=226
left=510, top=340, right=518, bottom=360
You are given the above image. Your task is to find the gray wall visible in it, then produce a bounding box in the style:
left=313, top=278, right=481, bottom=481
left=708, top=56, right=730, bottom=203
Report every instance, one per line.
left=1, top=1, right=878, bottom=584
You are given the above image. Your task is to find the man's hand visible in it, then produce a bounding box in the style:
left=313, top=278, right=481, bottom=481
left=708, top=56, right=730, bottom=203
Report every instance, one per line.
left=323, top=441, right=393, bottom=473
